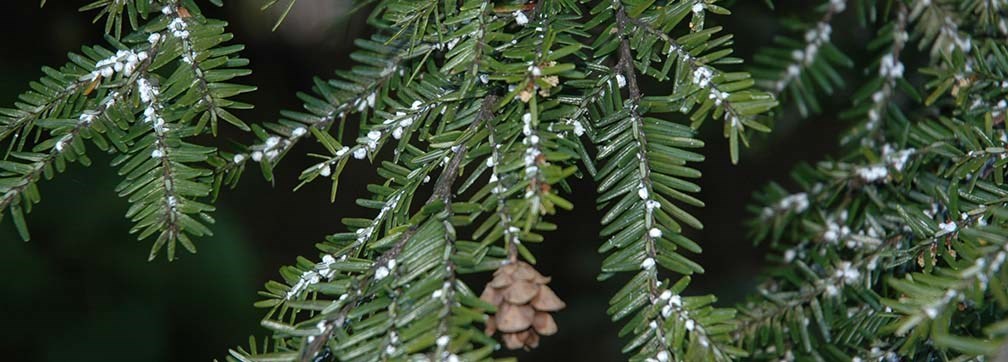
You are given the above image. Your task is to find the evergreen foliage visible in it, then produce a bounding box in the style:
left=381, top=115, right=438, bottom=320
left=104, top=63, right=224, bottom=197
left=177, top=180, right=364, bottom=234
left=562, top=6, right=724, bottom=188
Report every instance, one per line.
left=4, top=0, right=1008, bottom=361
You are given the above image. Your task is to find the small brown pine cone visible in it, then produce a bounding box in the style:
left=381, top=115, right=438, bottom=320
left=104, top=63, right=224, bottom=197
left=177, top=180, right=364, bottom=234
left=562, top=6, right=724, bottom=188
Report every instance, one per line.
left=480, top=261, right=566, bottom=350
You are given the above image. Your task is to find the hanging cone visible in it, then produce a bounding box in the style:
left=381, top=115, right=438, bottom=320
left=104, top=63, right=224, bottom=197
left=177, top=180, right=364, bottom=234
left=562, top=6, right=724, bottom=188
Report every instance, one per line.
left=479, top=261, right=566, bottom=350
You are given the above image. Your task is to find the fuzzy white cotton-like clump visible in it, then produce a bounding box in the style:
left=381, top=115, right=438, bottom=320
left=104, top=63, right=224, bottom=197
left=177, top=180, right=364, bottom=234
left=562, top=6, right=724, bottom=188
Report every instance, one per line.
left=823, top=219, right=851, bottom=244
left=830, top=0, right=846, bottom=12
left=656, top=351, right=670, bottom=362
left=795, top=50, right=812, bottom=63
left=684, top=319, right=695, bottom=331
left=637, top=202, right=657, bottom=214
left=392, top=127, right=403, bottom=140
left=151, top=149, right=164, bottom=159
left=637, top=183, right=649, bottom=200
left=232, top=154, right=245, bottom=164
left=79, top=112, right=97, bottom=125
left=367, top=130, right=382, bottom=142
left=90, top=49, right=147, bottom=81
left=691, top=67, right=713, bottom=88
left=661, top=305, right=676, bottom=319
left=708, top=89, right=729, bottom=106
left=939, top=221, right=957, bottom=233
left=513, top=10, right=529, bottom=25
left=777, top=192, right=809, bottom=213
left=856, top=165, right=889, bottom=182
left=659, top=290, right=672, bottom=301
left=784, top=249, right=797, bottom=262
left=879, top=54, right=905, bottom=78
left=786, top=64, right=801, bottom=77
left=318, top=164, right=332, bottom=177
left=572, top=120, right=585, bottom=136
left=669, top=294, right=685, bottom=306
left=616, top=74, right=627, bottom=88
left=137, top=78, right=157, bottom=103
left=291, top=127, right=307, bottom=137
left=649, top=228, right=663, bottom=238
left=445, top=37, right=460, bottom=51
left=148, top=33, right=162, bottom=45
left=353, top=147, right=367, bottom=159
left=825, top=284, right=839, bottom=297
left=251, top=151, right=263, bottom=162
left=54, top=136, right=71, bottom=152
left=530, top=65, right=542, bottom=77
left=641, top=257, right=656, bottom=270
left=168, top=18, right=190, bottom=39
left=436, top=335, right=450, bottom=347
left=691, top=3, right=704, bottom=13
left=375, top=266, right=390, bottom=280
left=835, top=261, right=860, bottom=284
left=871, top=91, right=885, bottom=103
left=882, top=144, right=915, bottom=171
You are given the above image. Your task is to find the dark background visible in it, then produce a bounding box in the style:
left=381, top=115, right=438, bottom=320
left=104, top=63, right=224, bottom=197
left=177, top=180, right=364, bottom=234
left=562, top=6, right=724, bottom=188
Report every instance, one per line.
left=0, top=1, right=860, bottom=361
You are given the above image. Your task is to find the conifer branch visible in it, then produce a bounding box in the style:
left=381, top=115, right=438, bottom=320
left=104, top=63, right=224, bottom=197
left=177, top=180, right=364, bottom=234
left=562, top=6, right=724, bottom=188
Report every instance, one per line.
left=624, top=13, right=776, bottom=164
left=841, top=3, right=910, bottom=145
left=761, top=0, right=850, bottom=95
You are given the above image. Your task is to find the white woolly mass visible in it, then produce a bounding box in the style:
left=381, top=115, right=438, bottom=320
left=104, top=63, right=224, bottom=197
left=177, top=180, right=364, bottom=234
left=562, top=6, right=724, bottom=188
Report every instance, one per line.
left=774, top=18, right=838, bottom=92
left=691, top=67, right=713, bottom=88
left=78, top=111, right=97, bottom=125
left=778, top=192, right=809, bottom=213
left=646, top=200, right=661, bottom=210
left=879, top=54, right=905, bottom=78
left=513, top=10, right=529, bottom=26
left=374, top=266, right=390, bottom=280
left=823, top=217, right=851, bottom=244
left=708, top=89, right=730, bottom=106
left=572, top=120, right=585, bottom=136
left=856, top=165, right=889, bottom=182
left=784, top=249, right=797, bottom=262
left=88, top=49, right=149, bottom=81
left=637, top=183, right=649, bottom=200
left=938, top=221, right=957, bottom=233
left=649, top=228, right=663, bottom=238
left=168, top=18, right=190, bottom=39
left=436, top=335, right=450, bottom=347
left=835, top=261, right=860, bottom=284
left=882, top=144, right=915, bottom=171
left=641, top=257, right=656, bottom=270
left=353, top=147, right=368, bottom=159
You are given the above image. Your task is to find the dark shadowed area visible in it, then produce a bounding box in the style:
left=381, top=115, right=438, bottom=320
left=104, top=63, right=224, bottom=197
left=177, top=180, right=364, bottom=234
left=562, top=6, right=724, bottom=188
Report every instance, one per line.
left=0, top=1, right=864, bottom=361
